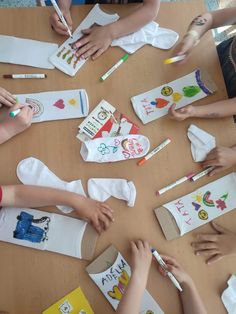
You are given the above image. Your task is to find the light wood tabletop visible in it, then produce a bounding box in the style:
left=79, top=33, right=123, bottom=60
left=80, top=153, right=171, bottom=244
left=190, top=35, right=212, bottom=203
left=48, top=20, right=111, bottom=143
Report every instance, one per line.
left=0, top=2, right=236, bottom=314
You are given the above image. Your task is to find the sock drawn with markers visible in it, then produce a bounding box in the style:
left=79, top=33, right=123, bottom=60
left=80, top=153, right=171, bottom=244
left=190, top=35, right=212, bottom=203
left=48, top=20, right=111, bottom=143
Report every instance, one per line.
left=13, top=211, right=50, bottom=243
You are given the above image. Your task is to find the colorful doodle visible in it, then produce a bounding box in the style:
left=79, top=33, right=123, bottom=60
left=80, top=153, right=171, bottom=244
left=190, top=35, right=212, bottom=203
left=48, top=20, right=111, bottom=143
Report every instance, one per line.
left=68, top=98, right=77, bottom=106
left=57, top=47, right=66, bottom=58
left=62, top=49, right=71, bottom=60
left=53, top=99, right=65, bottom=109
left=192, top=202, right=201, bottom=211
left=26, top=98, right=44, bottom=118
left=202, top=191, right=215, bottom=207
left=182, top=85, right=201, bottom=97
left=161, top=86, right=173, bottom=96
left=98, top=143, right=118, bottom=155
left=107, top=270, right=129, bottom=301
left=150, top=98, right=169, bottom=108
left=216, top=199, right=227, bottom=210
left=198, top=209, right=208, bottom=220
left=172, top=92, right=182, bottom=102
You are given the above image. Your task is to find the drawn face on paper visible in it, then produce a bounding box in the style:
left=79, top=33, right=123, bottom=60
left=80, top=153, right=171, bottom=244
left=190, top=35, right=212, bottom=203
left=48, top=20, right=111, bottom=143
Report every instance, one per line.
left=121, top=138, right=143, bottom=157
left=161, top=86, right=173, bottom=96
left=26, top=98, right=44, bottom=118
left=98, top=110, right=108, bottom=120
left=58, top=300, right=73, bottom=314
left=198, top=209, right=208, bottom=220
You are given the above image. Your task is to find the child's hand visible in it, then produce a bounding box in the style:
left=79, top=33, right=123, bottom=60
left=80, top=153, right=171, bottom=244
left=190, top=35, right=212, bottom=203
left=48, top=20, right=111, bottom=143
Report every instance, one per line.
left=130, top=240, right=152, bottom=285
left=158, top=255, right=192, bottom=285
left=0, top=87, right=16, bottom=107
left=168, top=103, right=195, bottom=121
left=202, top=146, right=236, bottom=176
left=171, top=34, right=198, bottom=65
left=50, top=10, right=73, bottom=36
left=192, top=221, right=236, bottom=264
left=72, top=195, right=114, bottom=234
left=74, top=24, right=113, bottom=60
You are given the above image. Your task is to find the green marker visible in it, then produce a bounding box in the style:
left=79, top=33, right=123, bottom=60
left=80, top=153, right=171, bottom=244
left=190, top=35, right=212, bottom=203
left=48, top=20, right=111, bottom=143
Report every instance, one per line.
left=100, top=53, right=129, bottom=82
left=9, top=108, right=21, bottom=118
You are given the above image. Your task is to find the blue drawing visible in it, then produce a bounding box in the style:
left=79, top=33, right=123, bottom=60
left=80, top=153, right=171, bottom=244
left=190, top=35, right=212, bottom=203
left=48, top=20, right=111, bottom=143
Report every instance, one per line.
left=98, top=143, right=118, bottom=155
left=13, top=211, right=50, bottom=243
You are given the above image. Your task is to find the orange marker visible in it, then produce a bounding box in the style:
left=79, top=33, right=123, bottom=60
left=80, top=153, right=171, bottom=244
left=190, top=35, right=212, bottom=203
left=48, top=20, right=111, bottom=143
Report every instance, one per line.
left=138, top=138, right=171, bottom=166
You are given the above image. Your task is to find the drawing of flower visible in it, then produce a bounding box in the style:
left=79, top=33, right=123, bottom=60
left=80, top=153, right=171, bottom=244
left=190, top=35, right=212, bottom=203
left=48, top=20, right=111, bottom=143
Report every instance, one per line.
left=216, top=199, right=226, bottom=210
left=98, top=143, right=110, bottom=155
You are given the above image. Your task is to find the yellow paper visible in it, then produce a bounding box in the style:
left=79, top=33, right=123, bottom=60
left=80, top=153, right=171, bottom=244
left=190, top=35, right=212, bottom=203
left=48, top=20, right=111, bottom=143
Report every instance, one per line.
left=42, top=287, right=94, bottom=314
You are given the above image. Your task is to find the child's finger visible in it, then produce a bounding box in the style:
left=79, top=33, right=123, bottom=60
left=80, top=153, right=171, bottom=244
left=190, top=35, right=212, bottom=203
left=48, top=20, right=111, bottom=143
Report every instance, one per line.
left=99, top=213, right=110, bottom=230
left=101, top=206, right=114, bottom=222
left=92, top=48, right=105, bottom=60
left=206, top=253, right=222, bottom=265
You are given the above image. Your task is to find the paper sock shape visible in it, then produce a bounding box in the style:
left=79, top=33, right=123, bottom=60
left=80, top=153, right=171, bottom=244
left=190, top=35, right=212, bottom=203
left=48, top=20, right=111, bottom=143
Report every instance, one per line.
left=111, top=21, right=179, bottom=53
left=49, top=4, right=119, bottom=76
left=187, top=124, right=216, bottom=162
left=155, top=172, right=236, bottom=240
left=87, top=178, right=136, bottom=207
left=131, top=69, right=217, bottom=124
left=16, top=89, right=89, bottom=123
left=80, top=134, right=150, bottom=163
left=16, top=157, right=86, bottom=214
left=0, top=207, right=97, bottom=260
left=221, top=274, right=236, bottom=314
left=86, top=245, right=164, bottom=313
left=0, top=35, right=58, bottom=69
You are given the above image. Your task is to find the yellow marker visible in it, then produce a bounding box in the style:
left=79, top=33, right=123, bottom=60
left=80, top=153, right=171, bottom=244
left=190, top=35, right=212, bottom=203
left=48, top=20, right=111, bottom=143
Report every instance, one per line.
left=164, top=55, right=186, bottom=64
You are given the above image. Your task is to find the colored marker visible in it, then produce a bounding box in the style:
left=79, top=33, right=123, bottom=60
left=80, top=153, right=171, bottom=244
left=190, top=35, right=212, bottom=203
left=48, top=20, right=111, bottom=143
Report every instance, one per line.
left=191, top=167, right=214, bottom=182
left=151, top=248, right=183, bottom=292
left=79, top=91, right=84, bottom=115
left=138, top=138, right=171, bottom=166
left=51, top=0, right=72, bottom=38
left=3, top=74, right=47, bottom=79
left=164, top=55, right=186, bottom=64
left=156, top=172, right=195, bottom=196
left=9, top=108, right=21, bottom=118
left=100, top=53, right=129, bottom=81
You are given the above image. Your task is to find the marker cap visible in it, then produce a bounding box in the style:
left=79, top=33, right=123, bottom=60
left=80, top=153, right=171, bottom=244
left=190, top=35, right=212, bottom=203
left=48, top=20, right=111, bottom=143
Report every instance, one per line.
left=138, top=158, right=146, bottom=166
left=122, top=53, right=129, bottom=62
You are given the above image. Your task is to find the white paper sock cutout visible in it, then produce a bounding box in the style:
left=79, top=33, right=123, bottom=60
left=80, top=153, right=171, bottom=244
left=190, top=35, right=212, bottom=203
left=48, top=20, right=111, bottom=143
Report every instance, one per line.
left=187, top=124, right=216, bottom=162
left=16, top=157, right=86, bottom=214
left=49, top=4, right=119, bottom=76
left=221, top=274, right=236, bottom=314
left=0, top=207, right=95, bottom=259
left=87, top=178, right=136, bottom=207
left=162, top=172, right=236, bottom=236
left=111, top=21, right=179, bottom=53
left=80, top=135, right=150, bottom=163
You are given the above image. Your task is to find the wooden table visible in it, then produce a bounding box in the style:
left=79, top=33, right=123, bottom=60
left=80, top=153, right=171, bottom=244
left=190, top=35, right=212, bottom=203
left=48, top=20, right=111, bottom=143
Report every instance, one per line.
left=0, top=2, right=235, bottom=313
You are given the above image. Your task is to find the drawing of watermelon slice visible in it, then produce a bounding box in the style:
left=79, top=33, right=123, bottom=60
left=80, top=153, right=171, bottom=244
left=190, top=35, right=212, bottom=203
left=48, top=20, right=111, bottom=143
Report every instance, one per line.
left=203, top=191, right=215, bottom=207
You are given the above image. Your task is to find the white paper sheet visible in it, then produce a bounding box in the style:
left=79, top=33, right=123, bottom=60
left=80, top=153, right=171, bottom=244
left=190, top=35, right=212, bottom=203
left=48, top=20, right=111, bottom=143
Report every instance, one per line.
left=131, top=69, right=215, bottom=124
left=16, top=89, right=89, bottom=123
left=163, top=173, right=236, bottom=236
left=222, top=275, right=236, bottom=314
left=0, top=207, right=87, bottom=258
left=89, top=252, right=164, bottom=313
left=0, top=35, right=58, bottom=69
left=49, top=4, right=119, bottom=76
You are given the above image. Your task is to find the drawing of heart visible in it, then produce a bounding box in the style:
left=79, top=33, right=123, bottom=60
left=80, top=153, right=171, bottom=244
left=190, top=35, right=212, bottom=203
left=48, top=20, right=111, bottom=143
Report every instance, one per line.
left=150, top=98, right=169, bottom=108
left=53, top=99, right=65, bottom=109
left=108, top=286, right=123, bottom=300
left=122, top=150, right=131, bottom=159
left=114, top=139, right=121, bottom=146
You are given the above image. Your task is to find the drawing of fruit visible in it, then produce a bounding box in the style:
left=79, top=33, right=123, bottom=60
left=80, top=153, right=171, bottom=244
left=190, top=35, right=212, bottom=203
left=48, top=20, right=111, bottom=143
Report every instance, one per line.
left=172, top=92, right=182, bottom=102
left=183, top=85, right=201, bottom=97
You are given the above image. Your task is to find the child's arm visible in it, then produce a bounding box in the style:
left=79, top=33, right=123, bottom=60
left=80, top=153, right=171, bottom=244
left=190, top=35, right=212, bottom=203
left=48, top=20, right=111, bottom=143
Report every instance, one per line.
left=74, top=0, right=160, bottom=60
left=158, top=256, right=207, bottom=314
left=116, top=240, right=152, bottom=314
left=0, top=104, right=33, bottom=144
left=50, top=0, right=73, bottom=36
left=191, top=221, right=236, bottom=265
left=168, top=97, right=236, bottom=121
left=0, top=185, right=114, bottom=234
left=173, top=8, right=236, bottom=62
left=0, top=87, right=16, bottom=107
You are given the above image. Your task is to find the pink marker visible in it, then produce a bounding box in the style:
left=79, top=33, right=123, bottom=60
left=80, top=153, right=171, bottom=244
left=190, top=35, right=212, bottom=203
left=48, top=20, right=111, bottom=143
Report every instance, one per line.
left=156, top=173, right=195, bottom=196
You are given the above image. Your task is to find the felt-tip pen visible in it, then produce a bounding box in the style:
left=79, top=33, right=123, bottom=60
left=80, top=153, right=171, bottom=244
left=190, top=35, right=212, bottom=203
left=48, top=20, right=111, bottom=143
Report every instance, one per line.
left=151, top=248, right=183, bottom=292
left=164, top=55, right=186, bottom=64
left=3, top=74, right=47, bottom=79
left=100, top=54, right=129, bottom=81
left=51, top=0, right=72, bottom=38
